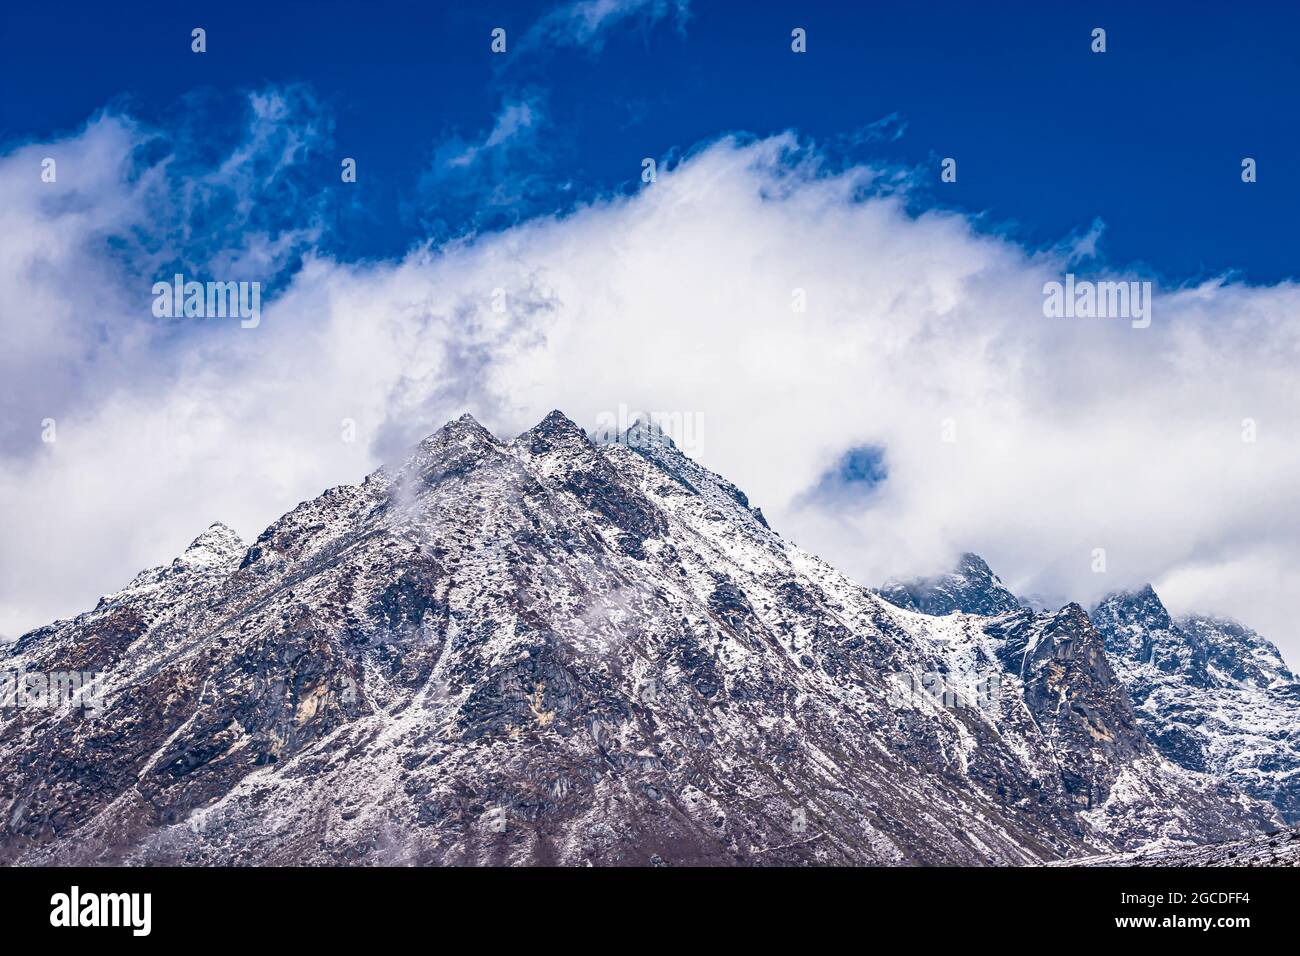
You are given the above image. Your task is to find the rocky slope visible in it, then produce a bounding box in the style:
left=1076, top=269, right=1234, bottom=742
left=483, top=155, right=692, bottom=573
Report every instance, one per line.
left=1059, top=825, right=1300, bottom=867
left=0, top=413, right=1280, bottom=865
left=1090, top=588, right=1300, bottom=823
left=877, top=552, right=1300, bottom=831
left=880, top=589, right=1276, bottom=845
left=878, top=553, right=1023, bottom=617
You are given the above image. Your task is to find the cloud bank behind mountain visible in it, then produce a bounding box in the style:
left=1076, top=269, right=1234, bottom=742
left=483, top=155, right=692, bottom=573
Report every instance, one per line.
left=3, top=99, right=1298, bottom=663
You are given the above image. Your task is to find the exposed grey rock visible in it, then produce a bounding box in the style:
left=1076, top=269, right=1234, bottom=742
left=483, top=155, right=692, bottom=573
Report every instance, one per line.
left=878, top=553, right=1023, bottom=617
left=1090, top=588, right=1300, bottom=823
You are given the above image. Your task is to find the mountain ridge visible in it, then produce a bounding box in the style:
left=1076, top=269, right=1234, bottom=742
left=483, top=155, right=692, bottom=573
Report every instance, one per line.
left=875, top=550, right=1300, bottom=826
left=0, top=412, right=1282, bottom=865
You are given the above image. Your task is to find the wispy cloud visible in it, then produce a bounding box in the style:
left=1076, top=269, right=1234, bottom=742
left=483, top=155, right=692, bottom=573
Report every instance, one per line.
left=415, top=92, right=556, bottom=235
left=523, top=0, right=690, bottom=52
left=421, top=0, right=689, bottom=235
left=447, top=98, right=543, bottom=169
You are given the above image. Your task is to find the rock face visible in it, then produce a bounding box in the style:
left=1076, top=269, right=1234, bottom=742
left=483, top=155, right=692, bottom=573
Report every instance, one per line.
left=1090, top=588, right=1300, bottom=823
left=1091, top=586, right=1211, bottom=685
left=0, top=413, right=1281, bottom=866
left=878, top=550, right=1300, bottom=829
left=878, top=553, right=1023, bottom=617
left=880, top=564, right=1278, bottom=846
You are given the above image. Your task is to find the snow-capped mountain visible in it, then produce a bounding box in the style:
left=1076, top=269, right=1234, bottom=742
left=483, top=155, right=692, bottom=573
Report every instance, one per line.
left=0, top=413, right=1281, bottom=865
left=876, top=576, right=1278, bottom=845
left=878, top=553, right=1023, bottom=617
left=1090, top=588, right=1300, bottom=823
left=876, top=551, right=1300, bottom=829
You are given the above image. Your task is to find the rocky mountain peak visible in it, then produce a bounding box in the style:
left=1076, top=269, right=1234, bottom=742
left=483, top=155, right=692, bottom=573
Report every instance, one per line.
left=512, top=411, right=667, bottom=558
left=432, top=411, right=497, bottom=446
left=600, top=416, right=774, bottom=532
left=1088, top=589, right=1300, bottom=823
left=1089, top=585, right=1209, bottom=683
left=1177, top=613, right=1297, bottom=689
left=513, top=409, right=593, bottom=455
left=176, top=521, right=246, bottom=569
left=622, top=416, right=676, bottom=450
left=0, top=408, right=1284, bottom=865
left=387, top=412, right=506, bottom=491
left=878, top=552, right=1023, bottom=617
left=1095, top=584, right=1172, bottom=628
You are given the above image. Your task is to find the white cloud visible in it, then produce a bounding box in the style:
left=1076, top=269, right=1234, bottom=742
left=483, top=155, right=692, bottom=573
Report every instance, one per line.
left=446, top=98, right=542, bottom=169
left=4, top=123, right=1300, bottom=668
left=524, top=0, right=690, bottom=51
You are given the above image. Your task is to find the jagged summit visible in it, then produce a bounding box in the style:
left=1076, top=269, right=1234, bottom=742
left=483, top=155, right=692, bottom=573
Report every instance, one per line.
left=878, top=551, right=1024, bottom=617
left=1089, top=584, right=1300, bottom=824
left=1094, top=584, right=1169, bottom=620
left=534, top=408, right=583, bottom=431
left=436, top=411, right=497, bottom=442
left=386, top=412, right=505, bottom=490
left=622, top=415, right=677, bottom=449
left=1090, top=584, right=1205, bottom=679
left=589, top=416, right=684, bottom=463
left=177, top=521, right=246, bottom=567
left=597, top=414, right=773, bottom=532
left=409, top=410, right=676, bottom=462
left=513, top=409, right=592, bottom=452
left=1179, top=613, right=1296, bottom=688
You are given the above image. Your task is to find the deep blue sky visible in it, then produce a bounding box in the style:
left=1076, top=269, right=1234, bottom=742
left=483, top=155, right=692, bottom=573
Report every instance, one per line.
left=3, top=0, right=1295, bottom=282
